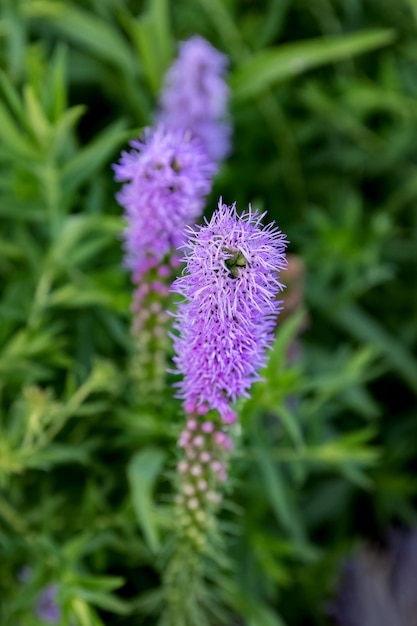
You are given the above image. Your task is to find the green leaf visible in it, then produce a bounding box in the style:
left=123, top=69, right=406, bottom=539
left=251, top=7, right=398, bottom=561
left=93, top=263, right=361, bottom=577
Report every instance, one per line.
left=72, top=575, right=125, bottom=593
left=50, top=104, right=87, bottom=159
left=49, top=283, right=119, bottom=310
left=232, top=29, right=396, bottom=100
left=242, top=309, right=305, bottom=420
left=257, top=0, right=291, bottom=48
left=72, top=586, right=130, bottom=615
left=129, top=0, right=173, bottom=94
left=0, top=69, right=28, bottom=129
left=46, top=43, right=68, bottom=120
left=127, top=447, right=166, bottom=554
left=332, top=304, right=417, bottom=393
left=273, top=428, right=380, bottom=471
left=194, top=0, right=247, bottom=61
left=60, top=119, right=130, bottom=193
left=133, top=18, right=163, bottom=94
left=277, top=403, right=305, bottom=450
left=0, top=100, right=39, bottom=160
left=48, top=214, right=121, bottom=270
left=70, top=599, right=104, bottom=626
left=253, top=428, right=306, bottom=545
left=227, top=587, right=288, bottom=626
left=23, top=84, right=51, bottom=147
left=22, top=443, right=92, bottom=470
left=24, top=1, right=136, bottom=74
left=151, top=0, right=174, bottom=68
left=247, top=604, right=288, bottom=626
left=267, top=308, right=307, bottom=371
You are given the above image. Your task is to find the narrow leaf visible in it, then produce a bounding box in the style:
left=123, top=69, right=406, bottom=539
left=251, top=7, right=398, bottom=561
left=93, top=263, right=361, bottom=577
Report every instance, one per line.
left=127, top=447, right=166, bottom=554
left=232, top=29, right=395, bottom=100
left=60, top=119, right=130, bottom=193
left=333, top=304, right=417, bottom=393
left=25, top=2, right=136, bottom=74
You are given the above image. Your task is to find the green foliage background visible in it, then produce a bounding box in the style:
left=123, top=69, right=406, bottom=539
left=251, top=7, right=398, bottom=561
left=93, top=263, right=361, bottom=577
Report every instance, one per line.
left=0, top=0, right=416, bottom=624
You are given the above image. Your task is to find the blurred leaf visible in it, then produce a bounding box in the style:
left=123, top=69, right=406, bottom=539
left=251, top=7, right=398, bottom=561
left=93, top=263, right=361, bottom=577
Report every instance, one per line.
left=257, top=0, right=291, bottom=48
left=127, top=447, right=166, bottom=554
left=278, top=404, right=305, bottom=451
left=253, top=427, right=306, bottom=545
left=0, top=100, right=39, bottom=159
left=72, top=585, right=130, bottom=615
left=60, top=119, right=130, bottom=193
left=47, top=214, right=121, bottom=272
left=71, top=575, right=124, bottom=593
left=332, top=304, right=417, bottom=393
left=243, top=309, right=306, bottom=412
left=0, top=69, right=28, bottom=129
left=24, top=1, right=137, bottom=74
left=232, top=29, right=396, bottom=100
left=274, top=428, right=380, bottom=469
left=247, top=605, right=288, bottom=626
left=195, top=0, right=247, bottom=60
left=22, top=443, right=93, bottom=469
left=46, top=43, right=68, bottom=120
left=128, top=0, right=173, bottom=94
left=301, top=347, right=378, bottom=399
left=49, top=283, right=122, bottom=310
left=228, top=586, right=288, bottom=626
left=0, top=326, right=66, bottom=380
left=70, top=598, right=104, bottom=626
left=50, top=104, right=86, bottom=159
left=23, top=84, right=51, bottom=147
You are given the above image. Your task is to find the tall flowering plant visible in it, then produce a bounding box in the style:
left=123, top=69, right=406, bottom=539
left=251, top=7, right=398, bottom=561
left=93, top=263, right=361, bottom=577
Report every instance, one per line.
left=164, top=200, right=288, bottom=624
left=113, top=126, right=215, bottom=399
left=113, top=34, right=230, bottom=402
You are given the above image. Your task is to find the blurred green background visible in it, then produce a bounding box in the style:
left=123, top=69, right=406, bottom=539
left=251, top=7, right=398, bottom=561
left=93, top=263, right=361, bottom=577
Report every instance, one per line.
left=0, top=0, right=416, bottom=624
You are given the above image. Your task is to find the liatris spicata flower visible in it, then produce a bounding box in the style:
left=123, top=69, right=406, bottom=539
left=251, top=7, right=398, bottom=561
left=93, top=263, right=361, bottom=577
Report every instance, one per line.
left=113, top=125, right=215, bottom=398
left=113, top=125, right=215, bottom=279
left=164, top=200, right=287, bottom=624
left=172, top=199, right=288, bottom=424
left=158, top=35, right=231, bottom=164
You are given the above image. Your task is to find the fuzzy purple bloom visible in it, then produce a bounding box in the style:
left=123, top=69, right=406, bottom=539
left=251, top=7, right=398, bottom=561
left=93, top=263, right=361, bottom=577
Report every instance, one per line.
left=36, top=584, right=60, bottom=623
left=113, top=125, right=216, bottom=278
left=172, top=199, right=288, bottom=423
left=158, top=35, right=231, bottom=164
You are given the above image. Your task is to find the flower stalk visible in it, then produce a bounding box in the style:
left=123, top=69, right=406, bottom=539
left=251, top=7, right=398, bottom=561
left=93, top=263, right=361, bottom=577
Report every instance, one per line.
left=164, top=199, right=288, bottom=623
left=113, top=126, right=215, bottom=400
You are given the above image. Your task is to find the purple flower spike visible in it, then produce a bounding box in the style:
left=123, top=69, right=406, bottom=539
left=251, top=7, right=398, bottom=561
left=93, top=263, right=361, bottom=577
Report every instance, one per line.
left=158, top=35, right=231, bottom=164
left=172, top=199, right=288, bottom=423
left=36, top=584, right=60, bottom=624
left=113, top=125, right=216, bottom=279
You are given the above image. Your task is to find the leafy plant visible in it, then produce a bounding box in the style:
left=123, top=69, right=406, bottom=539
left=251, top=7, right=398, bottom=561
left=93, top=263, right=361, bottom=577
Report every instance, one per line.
left=1, top=1, right=416, bottom=625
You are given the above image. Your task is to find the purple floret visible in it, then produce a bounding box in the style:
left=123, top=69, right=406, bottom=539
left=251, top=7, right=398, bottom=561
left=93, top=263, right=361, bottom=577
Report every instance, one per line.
left=36, top=584, right=60, bottom=623
left=158, top=35, right=231, bottom=163
left=113, top=125, right=216, bottom=279
left=172, top=199, right=288, bottom=423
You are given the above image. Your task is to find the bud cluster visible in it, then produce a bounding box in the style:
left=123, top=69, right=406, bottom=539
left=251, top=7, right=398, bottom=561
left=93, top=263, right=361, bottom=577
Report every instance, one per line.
left=130, top=259, right=175, bottom=397
left=174, top=410, right=234, bottom=551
